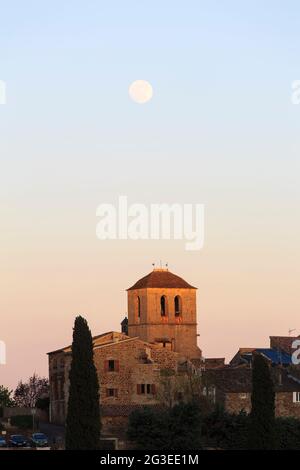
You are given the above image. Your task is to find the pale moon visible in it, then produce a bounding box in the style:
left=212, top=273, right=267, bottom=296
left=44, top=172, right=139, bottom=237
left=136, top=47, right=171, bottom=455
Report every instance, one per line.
left=129, top=80, right=153, bottom=104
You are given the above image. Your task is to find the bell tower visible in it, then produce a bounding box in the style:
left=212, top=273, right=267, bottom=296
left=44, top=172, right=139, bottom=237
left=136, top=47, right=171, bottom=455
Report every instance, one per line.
left=127, top=268, right=201, bottom=359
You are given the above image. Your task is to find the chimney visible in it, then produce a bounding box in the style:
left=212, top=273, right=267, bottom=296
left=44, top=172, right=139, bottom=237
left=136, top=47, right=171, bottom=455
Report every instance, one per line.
left=121, top=316, right=128, bottom=335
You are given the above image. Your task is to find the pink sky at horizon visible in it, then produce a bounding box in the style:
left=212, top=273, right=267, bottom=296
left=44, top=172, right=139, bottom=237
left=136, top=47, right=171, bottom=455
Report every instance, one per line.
left=1, top=204, right=299, bottom=390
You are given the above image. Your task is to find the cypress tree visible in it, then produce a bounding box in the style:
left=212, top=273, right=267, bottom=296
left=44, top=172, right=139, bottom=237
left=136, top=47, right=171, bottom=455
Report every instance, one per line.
left=248, top=353, right=276, bottom=449
left=65, top=316, right=101, bottom=449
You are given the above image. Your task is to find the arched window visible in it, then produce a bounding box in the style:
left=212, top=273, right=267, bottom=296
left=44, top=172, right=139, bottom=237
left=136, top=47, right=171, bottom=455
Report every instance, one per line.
left=137, top=296, right=141, bottom=318
left=160, top=296, right=167, bottom=317
left=174, top=295, right=182, bottom=317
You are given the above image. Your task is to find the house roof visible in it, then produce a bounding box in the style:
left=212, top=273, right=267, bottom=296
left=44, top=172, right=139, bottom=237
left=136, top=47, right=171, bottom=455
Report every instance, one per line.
left=256, top=348, right=292, bottom=366
left=203, top=367, right=300, bottom=393
left=230, top=348, right=293, bottom=366
left=48, top=330, right=181, bottom=359
left=47, top=331, right=130, bottom=355
left=204, top=358, right=226, bottom=369
left=204, top=368, right=252, bottom=393
left=270, top=336, right=300, bottom=355
left=127, top=269, right=196, bottom=290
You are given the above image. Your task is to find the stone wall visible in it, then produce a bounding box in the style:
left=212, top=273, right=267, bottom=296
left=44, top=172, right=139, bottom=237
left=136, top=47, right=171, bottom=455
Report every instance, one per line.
left=3, top=407, right=48, bottom=422
left=224, top=392, right=300, bottom=418
left=128, top=287, right=201, bottom=359
left=93, top=338, right=179, bottom=407
left=224, top=392, right=251, bottom=414
left=49, top=337, right=180, bottom=425
left=275, top=392, right=300, bottom=418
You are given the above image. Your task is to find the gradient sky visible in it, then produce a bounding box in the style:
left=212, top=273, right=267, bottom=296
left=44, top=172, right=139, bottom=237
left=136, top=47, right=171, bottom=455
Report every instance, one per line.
left=1, top=1, right=300, bottom=389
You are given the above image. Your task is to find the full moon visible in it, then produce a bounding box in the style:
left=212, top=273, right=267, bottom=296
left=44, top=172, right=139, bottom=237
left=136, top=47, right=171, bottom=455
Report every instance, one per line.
left=129, top=80, right=153, bottom=104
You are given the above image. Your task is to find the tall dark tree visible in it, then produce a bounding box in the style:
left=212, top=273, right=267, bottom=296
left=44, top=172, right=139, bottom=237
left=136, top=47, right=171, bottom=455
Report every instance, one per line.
left=65, top=316, right=101, bottom=450
left=248, top=354, right=276, bottom=449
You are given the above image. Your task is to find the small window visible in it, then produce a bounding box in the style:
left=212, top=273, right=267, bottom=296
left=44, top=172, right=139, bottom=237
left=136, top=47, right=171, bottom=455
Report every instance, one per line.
left=106, top=388, right=118, bottom=398
left=105, top=360, right=119, bottom=372
left=160, top=296, right=168, bottom=317
left=137, top=384, right=156, bottom=395
left=293, top=392, right=300, bottom=403
left=137, top=296, right=141, bottom=318
left=174, top=295, right=182, bottom=317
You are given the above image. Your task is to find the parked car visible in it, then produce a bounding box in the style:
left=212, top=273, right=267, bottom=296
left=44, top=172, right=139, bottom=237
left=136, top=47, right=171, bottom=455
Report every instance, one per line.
left=0, top=436, right=7, bottom=448
left=8, top=435, right=29, bottom=448
left=30, top=433, right=49, bottom=448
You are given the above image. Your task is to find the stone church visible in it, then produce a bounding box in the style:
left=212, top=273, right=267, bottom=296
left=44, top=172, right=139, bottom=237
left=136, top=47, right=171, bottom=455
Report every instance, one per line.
left=48, top=268, right=202, bottom=432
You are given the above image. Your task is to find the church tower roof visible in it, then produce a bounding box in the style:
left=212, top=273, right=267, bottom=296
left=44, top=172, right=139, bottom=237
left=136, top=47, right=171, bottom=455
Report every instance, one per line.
left=127, top=268, right=196, bottom=290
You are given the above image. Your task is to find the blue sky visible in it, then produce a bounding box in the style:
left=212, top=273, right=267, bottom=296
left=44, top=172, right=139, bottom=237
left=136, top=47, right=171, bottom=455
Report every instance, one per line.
left=1, top=1, right=300, bottom=192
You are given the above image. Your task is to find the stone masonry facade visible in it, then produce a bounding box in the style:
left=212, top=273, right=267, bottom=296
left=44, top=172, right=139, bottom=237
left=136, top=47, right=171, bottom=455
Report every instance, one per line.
left=48, top=269, right=202, bottom=431
left=49, top=331, right=184, bottom=430
left=48, top=269, right=300, bottom=435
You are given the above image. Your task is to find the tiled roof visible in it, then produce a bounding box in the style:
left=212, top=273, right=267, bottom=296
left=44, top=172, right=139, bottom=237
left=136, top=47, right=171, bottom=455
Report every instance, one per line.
left=270, top=336, right=300, bottom=355
left=230, top=348, right=294, bottom=366
left=204, top=358, right=226, bottom=369
left=203, top=367, right=300, bottom=393
left=256, top=348, right=292, bottom=365
left=203, top=368, right=252, bottom=393
left=48, top=331, right=130, bottom=355
left=127, top=269, right=196, bottom=290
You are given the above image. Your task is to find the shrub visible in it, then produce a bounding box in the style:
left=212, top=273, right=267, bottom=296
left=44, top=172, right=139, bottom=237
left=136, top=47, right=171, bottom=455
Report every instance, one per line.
left=202, top=406, right=248, bottom=449
left=10, top=415, right=35, bottom=429
left=128, top=402, right=202, bottom=450
left=276, top=417, right=300, bottom=450
left=127, top=407, right=170, bottom=450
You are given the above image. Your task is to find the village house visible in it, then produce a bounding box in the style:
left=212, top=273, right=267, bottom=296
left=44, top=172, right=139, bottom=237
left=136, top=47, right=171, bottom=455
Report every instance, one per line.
left=48, top=268, right=300, bottom=439
left=48, top=268, right=202, bottom=433
left=202, top=335, right=300, bottom=417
